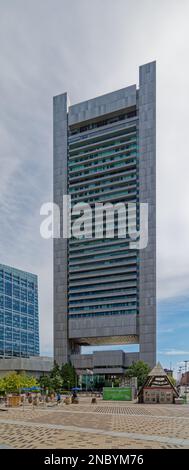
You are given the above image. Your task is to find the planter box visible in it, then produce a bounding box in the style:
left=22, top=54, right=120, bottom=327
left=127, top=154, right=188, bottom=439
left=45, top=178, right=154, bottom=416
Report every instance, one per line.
left=7, top=396, right=21, bottom=407
left=175, top=398, right=184, bottom=404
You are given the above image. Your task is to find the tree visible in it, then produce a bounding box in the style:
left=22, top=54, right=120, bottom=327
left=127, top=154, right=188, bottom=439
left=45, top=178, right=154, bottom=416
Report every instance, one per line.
left=126, top=360, right=151, bottom=389
left=49, top=362, right=63, bottom=392
left=38, top=362, right=77, bottom=393
left=0, top=372, right=38, bottom=394
left=61, top=363, right=77, bottom=390
left=39, top=375, right=52, bottom=393
left=0, top=377, right=5, bottom=395
left=19, top=373, right=38, bottom=389
left=51, top=375, right=63, bottom=393
left=50, top=361, right=61, bottom=378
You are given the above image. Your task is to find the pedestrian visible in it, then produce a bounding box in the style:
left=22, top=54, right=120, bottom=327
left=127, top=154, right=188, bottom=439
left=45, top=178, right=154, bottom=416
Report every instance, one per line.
left=56, top=392, right=61, bottom=404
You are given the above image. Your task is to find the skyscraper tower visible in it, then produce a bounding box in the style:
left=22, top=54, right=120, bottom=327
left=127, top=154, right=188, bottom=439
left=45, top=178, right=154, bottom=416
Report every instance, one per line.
left=0, top=264, right=39, bottom=358
left=53, top=61, right=156, bottom=372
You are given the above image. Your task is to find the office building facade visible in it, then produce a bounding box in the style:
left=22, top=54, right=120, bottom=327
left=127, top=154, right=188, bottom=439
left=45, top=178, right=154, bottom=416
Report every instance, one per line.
left=53, top=61, right=156, bottom=372
left=0, top=264, right=39, bottom=358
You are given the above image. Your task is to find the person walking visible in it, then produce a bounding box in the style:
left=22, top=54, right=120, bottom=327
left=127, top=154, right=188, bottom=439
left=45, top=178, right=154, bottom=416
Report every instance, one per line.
left=56, top=392, right=61, bottom=405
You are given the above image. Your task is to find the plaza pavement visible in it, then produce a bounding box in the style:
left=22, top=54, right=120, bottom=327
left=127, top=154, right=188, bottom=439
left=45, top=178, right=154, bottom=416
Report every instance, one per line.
left=0, top=397, right=189, bottom=449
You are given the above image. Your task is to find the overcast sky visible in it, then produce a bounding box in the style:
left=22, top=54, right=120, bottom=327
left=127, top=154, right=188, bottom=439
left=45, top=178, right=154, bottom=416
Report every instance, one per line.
left=0, top=0, right=189, bottom=375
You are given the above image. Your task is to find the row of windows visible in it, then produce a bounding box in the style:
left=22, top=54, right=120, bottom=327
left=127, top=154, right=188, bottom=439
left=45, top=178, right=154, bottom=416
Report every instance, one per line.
left=69, top=295, right=136, bottom=305
left=69, top=282, right=136, bottom=292
left=69, top=170, right=136, bottom=193
left=70, top=184, right=137, bottom=202
left=0, top=328, right=36, bottom=341
left=0, top=316, right=38, bottom=330
left=69, top=146, right=137, bottom=170
left=69, top=238, right=134, bottom=250
left=0, top=344, right=39, bottom=356
left=70, top=189, right=137, bottom=206
left=69, top=249, right=137, bottom=263
left=69, top=309, right=137, bottom=318
left=69, top=258, right=137, bottom=272
left=0, top=325, right=37, bottom=335
left=0, top=272, right=35, bottom=290
left=69, top=174, right=136, bottom=194
left=0, top=283, right=35, bottom=302
left=69, top=153, right=136, bottom=176
left=69, top=142, right=138, bottom=161
left=70, top=216, right=139, bottom=232
left=69, top=181, right=136, bottom=202
left=69, top=130, right=136, bottom=154
left=69, top=161, right=136, bottom=182
left=69, top=289, right=136, bottom=299
left=69, top=168, right=137, bottom=191
left=69, top=141, right=137, bottom=170
left=69, top=276, right=137, bottom=289
left=69, top=112, right=137, bottom=136
left=0, top=297, right=37, bottom=314
left=70, top=266, right=137, bottom=280
left=69, top=302, right=136, bottom=312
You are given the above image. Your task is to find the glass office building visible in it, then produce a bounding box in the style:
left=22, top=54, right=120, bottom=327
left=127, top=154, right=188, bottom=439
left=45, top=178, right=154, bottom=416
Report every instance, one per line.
left=53, top=62, right=156, bottom=371
left=0, top=264, right=39, bottom=358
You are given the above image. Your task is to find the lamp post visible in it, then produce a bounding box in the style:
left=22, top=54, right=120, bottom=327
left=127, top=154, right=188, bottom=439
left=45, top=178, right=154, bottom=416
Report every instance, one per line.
left=86, top=369, right=93, bottom=392
left=184, top=360, right=189, bottom=403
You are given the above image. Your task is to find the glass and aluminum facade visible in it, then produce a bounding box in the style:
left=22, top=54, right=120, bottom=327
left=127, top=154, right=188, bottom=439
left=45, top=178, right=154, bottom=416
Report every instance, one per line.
left=0, top=264, right=39, bottom=358
left=68, top=117, right=139, bottom=320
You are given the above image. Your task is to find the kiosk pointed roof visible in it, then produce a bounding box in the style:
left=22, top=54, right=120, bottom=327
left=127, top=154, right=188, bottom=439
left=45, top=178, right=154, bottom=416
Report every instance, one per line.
left=148, top=362, right=166, bottom=377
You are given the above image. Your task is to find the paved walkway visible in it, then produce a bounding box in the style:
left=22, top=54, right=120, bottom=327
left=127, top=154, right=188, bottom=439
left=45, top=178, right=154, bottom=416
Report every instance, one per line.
left=0, top=399, right=189, bottom=449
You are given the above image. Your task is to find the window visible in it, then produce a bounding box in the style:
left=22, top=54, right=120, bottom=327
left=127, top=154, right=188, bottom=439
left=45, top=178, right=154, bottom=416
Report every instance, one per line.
left=28, top=318, right=34, bottom=330
left=0, top=278, right=3, bottom=292
left=5, top=282, right=12, bottom=296
left=21, top=316, right=27, bottom=330
left=13, top=314, right=20, bottom=328
left=21, top=279, right=27, bottom=288
left=21, top=332, right=27, bottom=343
left=5, top=327, right=12, bottom=341
left=28, top=281, right=34, bottom=290
left=0, top=295, right=4, bottom=308
left=5, top=296, right=12, bottom=309
left=13, top=284, right=20, bottom=299
left=0, top=326, right=4, bottom=340
left=28, top=291, right=34, bottom=303
left=0, top=311, right=4, bottom=324
left=13, top=299, right=20, bottom=312
left=5, top=343, right=12, bottom=355
left=0, top=341, right=4, bottom=355
left=21, top=302, right=27, bottom=314
left=5, top=313, right=12, bottom=327
left=21, top=288, right=27, bottom=302
left=28, top=304, right=34, bottom=316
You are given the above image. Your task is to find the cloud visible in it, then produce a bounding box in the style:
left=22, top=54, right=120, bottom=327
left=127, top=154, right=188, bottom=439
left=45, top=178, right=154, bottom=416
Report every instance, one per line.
left=158, top=328, right=174, bottom=334
left=159, top=350, right=189, bottom=356
left=0, top=0, right=189, bottom=360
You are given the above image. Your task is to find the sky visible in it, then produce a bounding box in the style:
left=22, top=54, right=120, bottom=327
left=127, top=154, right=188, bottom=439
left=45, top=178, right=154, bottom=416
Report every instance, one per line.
left=0, top=0, right=189, bottom=377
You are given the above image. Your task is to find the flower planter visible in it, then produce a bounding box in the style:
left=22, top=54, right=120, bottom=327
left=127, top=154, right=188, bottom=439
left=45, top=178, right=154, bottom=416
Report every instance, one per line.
left=64, top=397, right=71, bottom=405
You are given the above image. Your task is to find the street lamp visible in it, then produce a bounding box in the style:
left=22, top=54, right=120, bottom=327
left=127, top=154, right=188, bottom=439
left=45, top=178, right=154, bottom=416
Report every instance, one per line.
left=184, top=360, right=189, bottom=403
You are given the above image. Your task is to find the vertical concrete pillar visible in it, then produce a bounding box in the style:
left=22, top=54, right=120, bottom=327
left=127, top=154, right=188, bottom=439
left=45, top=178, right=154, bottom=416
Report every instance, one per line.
left=138, top=62, right=156, bottom=368
left=53, top=93, right=69, bottom=365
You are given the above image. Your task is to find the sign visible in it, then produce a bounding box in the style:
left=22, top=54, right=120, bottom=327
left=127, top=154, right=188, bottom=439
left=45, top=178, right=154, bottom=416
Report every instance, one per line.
left=103, top=387, right=132, bottom=401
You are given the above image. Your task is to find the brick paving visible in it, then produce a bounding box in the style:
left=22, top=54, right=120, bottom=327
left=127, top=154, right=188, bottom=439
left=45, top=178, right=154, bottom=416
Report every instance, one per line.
left=0, top=398, right=189, bottom=449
